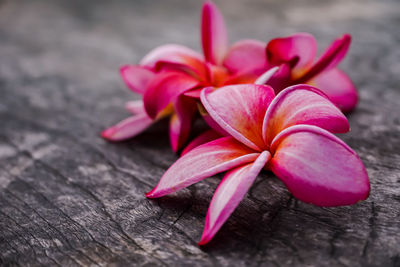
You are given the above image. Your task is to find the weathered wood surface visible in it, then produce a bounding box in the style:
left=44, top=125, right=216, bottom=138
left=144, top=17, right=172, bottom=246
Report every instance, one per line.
left=1, top=0, right=399, bottom=266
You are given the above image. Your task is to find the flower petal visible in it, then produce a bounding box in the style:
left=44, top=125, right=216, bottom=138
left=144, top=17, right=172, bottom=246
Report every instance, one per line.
left=201, top=85, right=275, bottom=151
left=140, top=44, right=208, bottom=80
left=202, top=0, right=228, bottom=65
left=198, top=151, right=270, bottom=245
left=143, top=71, right=200, bottom=119
left=264, top=63, right=293, bottom=93
left=268, top=125, right=370, bottom=206
left=184, top=88, right=203, bottom=99
left=222, top=70, right=260, bottom=85
left=266, top=33, right=316, bottom=74
left=169, top=96, right=198, bottom=152
left=255, top=64, right=293, bottom=94
left=223, top=39, right=268, bottom=74
left=101, top=113, right=153, bottom=141
left=155, top=59, right=208, bottom=82
left=120, top=65, right=155, bottom=94
left=199, top=102, right=230, bottom=136
left=207, top=64, right=229, bottom=87
left=140, top=44, right=204, bottom=67
left=262, top=84, right=349, bottom=145
left=310, top=68, right=358, bottom=113
left=146, top=137, right=260, bottom=198
left=296, top=34, right=351, bottom=83
left=181, top=129, right=222, bottom=156
left=254, top=66, right=280, bottom=85
left=125, top=100, right=145, bottom=114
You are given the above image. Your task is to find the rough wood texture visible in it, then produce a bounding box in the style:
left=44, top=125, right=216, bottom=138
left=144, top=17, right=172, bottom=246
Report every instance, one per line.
left=1, top=0, right=399, bottom=266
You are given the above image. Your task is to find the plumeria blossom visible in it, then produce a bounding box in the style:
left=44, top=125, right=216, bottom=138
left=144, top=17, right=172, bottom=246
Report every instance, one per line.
left=101, top=54, right=202, bottom=152
left=146, top=84, right=370, bottom=245
left=102, top=0, right=270, bottom=151
left=262, top=33, right=358, bottom=112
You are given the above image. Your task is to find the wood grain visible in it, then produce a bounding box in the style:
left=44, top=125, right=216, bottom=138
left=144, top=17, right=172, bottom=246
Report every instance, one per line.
left=0, top=0, right=399, bottom=266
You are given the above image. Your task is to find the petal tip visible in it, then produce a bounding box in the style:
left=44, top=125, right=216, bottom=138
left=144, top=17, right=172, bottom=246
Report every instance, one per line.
left=119, top=65, right=129, bottom=73
left=198, top=234, right=211, bottom=246
left=101, top=127, right=115, bottom=140
left=119, top=65, right=133, bottom=79
left=145, top=189, right=157, bottom=198
left=342, top=33, right=352, bottom=42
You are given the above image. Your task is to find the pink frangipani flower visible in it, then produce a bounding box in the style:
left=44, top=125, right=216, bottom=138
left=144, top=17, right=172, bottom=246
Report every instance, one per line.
left=102, top=0, right=270, bottom=151
left=102, top=63, right=200, bottom=152
left=263, top=33, right=358, bottom=112
left=146, top=84, right=370, bottom=245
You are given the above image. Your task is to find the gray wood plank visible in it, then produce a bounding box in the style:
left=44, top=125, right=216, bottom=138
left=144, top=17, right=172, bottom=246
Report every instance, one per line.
left=0, top=0, right=399, bottom=266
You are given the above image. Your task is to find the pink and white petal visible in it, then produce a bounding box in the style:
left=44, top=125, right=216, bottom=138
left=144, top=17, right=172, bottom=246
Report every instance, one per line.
left=223, top=39, right=268, bottom=74
left=202, top=0, right=228, bottom=65
left=143, top=71, right=200, bottom=119
left=254, top=66, right=280, bottom=85
left=120, top=65, right=155, bottom=94
left=125, top=100, right=145, bottom=114
left=169, top=96, right=198, bottom=152
left=140, top=44, right=204, bottom=67
left=199, top=151, right=270, bottom=245
left=266, top=33, right=317, bottom=73
left=310, top=68, right=358, bottom=113
left=199, top=104, right=231, bottom=136
left=262, top=84, right=349, bottom=145
left=146, top=137, right=260, bottom=198
left=181, top=129, right=222, bottom=156
left=268, top=125, right=370, bottom=206
left=296, top=34, right=351, bottom=83
left=201, top=85, right=275, bottom=151
left=101, top=113, right=153, bottom=141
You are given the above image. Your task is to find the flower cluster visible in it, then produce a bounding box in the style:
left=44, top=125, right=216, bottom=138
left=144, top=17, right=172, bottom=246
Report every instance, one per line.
left=102, top=1, right=369, bottom=245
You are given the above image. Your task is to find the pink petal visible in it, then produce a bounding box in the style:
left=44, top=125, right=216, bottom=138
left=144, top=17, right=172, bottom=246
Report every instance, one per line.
left=140, top=44, right=208, bottom=80
left=296, top=34, right=351, bottom=83
left=262, top=84, right=349, bottom=145
left=223, top=39, right=268, bottom=74
left=222, top=70, right=260, bottom=85
left=155, top=59, right=209, bottom=82
left=254, top=66, right=279, bottom=85
left=201, top=85, right=275, bottom=151
left=266, top=33, right=317, bottom=74
left=146, top=137, right=260, bottom=198
left=181, top=129, right=222, bottom=156
left=101, top=113, right=153, bottom=141
left=202, top=0, right=228, bottom=65
left=264, top=63, right=293, bottom=93
left=207, top=64, right=229, bottom=87
left=140, top=44, right=204, bottom=67
left=310, top=68, right=358, bottom=113
left=169, top=96, right=198, bottom=152
left=199, top=103, right=230, bottom=136
left=120, top=65, right=155, bottom=94
left=143, top=71, right=200, bottom=119
left=255, top=64, right=293, bottom=94
left=268, top=125, right=370, bottom=206
left=199, top=151, right=270, bottom=245
left=125, top=100, right=145, bottom=114
left=184, top=88, right=203, bottom=99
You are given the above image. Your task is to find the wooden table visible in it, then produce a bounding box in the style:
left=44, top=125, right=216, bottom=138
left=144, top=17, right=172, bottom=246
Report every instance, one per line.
left=1, top=0, right=399, bottom=266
